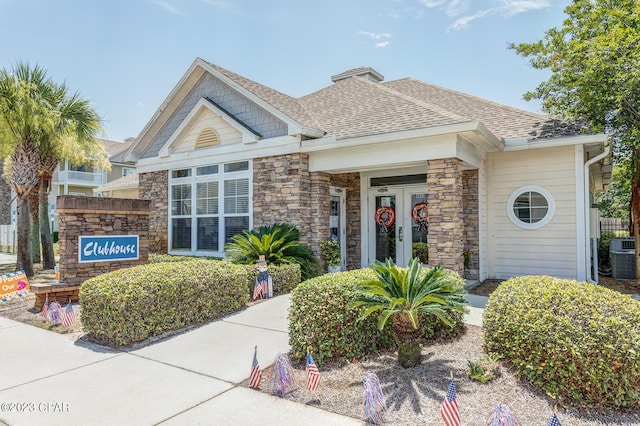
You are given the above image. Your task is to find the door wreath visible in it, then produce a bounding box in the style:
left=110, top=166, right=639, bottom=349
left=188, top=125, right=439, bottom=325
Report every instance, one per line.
left=374, top=206, right=395, bottom=233
left=411, top=201, right=428, bottom=232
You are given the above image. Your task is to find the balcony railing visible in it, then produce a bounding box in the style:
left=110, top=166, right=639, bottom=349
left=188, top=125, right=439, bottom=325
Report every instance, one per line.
left=54, top=170, right=106, bottom=186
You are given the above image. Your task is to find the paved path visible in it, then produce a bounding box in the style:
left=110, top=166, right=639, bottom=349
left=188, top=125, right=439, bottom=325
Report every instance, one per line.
left=0, top=251, right=489, bottom=425
left=0, top=295, right=362, bottom=426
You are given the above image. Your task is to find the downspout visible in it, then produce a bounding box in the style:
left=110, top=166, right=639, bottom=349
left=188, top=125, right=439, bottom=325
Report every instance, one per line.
left=584, top=144, right=610, bottom=284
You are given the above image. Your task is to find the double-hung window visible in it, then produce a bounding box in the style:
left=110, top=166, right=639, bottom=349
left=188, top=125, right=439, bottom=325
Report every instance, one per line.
left=169, top=161, right=251, bottom=255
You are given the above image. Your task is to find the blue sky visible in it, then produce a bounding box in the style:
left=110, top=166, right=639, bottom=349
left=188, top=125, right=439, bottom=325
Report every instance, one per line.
left=1, top=0, right=570, bottom=142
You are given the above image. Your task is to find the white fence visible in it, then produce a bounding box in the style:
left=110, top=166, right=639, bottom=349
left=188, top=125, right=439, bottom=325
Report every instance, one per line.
left=0, top=224, right=16, bottom=253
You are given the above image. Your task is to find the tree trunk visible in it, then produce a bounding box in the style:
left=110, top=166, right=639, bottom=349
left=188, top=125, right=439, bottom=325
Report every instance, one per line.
left=29, top=211, right=40, bottom=264
left=15, top=198, right=33, bottom=277
left=633, top=147, right=640, bottom=282
left=392, top=314, right=423, bottom=368
left=11, top=141, right=39, bottom=278
left=39, top=182, right=55, bottom=269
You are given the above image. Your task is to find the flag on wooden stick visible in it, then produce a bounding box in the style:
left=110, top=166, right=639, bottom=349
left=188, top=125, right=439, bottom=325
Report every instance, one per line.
left=363, top=370, right=386, bottom=425
left=305, top=352, right=320, bottom=391
left=249, top=346, right=262, bottom=389
left=39, top=295, right=49, bottom=319
left=252, top=281, right=263, bottom=300
left=548, top=413, right=561, bottom=426
left=62, top=300, right=75, bottom=328
left=440, top=379, right=461, bottom=426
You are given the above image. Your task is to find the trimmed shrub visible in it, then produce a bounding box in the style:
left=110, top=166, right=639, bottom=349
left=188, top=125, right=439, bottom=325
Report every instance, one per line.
left=484, top=276, right=640, bottom=408
left=148, top=253, right=200, bottom=263
left=289, top=267, right=466, bottom=366
left=80, top=259, right=253, bottom=347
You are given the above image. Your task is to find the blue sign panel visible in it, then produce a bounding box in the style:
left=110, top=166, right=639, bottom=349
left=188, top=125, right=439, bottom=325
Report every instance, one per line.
left=78, top=235, right=139, bottom=263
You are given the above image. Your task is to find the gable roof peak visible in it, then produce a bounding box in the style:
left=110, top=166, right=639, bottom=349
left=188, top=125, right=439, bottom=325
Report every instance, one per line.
left=331, top=67, right=384, bottom=83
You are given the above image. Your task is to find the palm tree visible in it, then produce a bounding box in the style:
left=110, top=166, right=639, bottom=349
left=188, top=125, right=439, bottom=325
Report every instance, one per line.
left=224, top=223, right=320, bottom=280
left=351, top=258, right=468, bottom=368
left=0, top=63, right=105, bottom=275
left=35, top=88, right=106, bottom=269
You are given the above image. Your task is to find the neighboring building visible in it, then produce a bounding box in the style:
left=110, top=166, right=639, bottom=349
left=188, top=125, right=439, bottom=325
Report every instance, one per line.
left=52, top=138, right=136, bottom=198
left=124, top=58, right=611, bottom=282
left=50, top=138, right=136, bottom=229
left=93, top=172, right=139, bottom=199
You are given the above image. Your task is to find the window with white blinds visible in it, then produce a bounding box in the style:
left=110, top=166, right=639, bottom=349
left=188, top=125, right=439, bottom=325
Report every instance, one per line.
left=169, top=161, right=251, bottom=254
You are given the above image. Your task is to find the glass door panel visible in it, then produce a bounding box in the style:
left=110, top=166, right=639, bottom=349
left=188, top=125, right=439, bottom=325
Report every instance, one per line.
left=410, top=193, right=429, bottom=264
left=374, top=194, right=398, bottom=263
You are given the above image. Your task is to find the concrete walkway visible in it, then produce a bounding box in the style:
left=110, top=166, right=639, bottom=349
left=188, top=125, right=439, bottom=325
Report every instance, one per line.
left=0, top=250, right=488, bottom=426
left=0, top=295, right=362, bottom=426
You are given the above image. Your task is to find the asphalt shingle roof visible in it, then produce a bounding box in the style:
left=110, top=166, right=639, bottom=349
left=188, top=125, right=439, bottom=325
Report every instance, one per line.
left=205, top=61, right=324, bottom=132
left=202, top=62, right=587, bottom=142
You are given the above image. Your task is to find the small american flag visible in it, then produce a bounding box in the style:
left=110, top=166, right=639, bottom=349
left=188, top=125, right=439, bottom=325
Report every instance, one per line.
left=39, top=296, right=48, bottom=319
left=548, top=413, right=561, bottom=426
left=62, top=301, right=75, bottom=328
left=440, top=379, right=460, bottom=426
left=252, top=281, right=263, bottom=300
left=305, top=352, right=320, bottom=391
left=249, top=346, right=262, bottom=389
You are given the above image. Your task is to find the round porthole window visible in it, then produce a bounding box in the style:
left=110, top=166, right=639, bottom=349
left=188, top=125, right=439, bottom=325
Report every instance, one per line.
left=507, top=186, right=555, bottom=229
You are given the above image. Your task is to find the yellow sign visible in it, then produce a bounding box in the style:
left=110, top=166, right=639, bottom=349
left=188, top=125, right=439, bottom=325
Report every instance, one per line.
left=0, top=270, right=30, bottom=302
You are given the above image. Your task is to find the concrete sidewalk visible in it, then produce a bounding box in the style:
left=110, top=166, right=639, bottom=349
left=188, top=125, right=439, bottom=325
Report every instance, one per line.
left=0, top=295, right=362, bottom=426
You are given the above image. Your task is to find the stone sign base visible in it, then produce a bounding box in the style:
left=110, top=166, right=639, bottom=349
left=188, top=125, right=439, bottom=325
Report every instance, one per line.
left=31, top=283, right=79, bottom=308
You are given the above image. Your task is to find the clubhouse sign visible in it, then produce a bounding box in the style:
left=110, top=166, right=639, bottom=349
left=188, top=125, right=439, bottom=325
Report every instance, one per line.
left=79, top=235, right=139, bottom=263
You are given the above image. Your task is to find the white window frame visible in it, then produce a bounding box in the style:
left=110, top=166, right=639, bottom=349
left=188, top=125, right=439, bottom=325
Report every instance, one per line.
left=507, top=185, right=555, bottom=230
left=122, top=167, right=136, bottom=177
left=168, top=161, right=252, bottom=256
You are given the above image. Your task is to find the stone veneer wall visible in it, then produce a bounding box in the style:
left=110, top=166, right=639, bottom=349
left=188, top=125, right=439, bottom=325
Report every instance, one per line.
left=139, top=171, right=169, bottom=252
left=309, top=172, right=330, bottom=259
left=253, top=154, right=314, bottom=245
left=330, top=173, right=361, bottom=270
left=462, top=169, right=479, bottom=280
left=427, top=158, right=464, bottom=275
left=56, top=196, right=150, bottom=286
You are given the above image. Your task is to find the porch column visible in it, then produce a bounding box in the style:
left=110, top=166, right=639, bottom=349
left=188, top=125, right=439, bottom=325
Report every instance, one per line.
left=427, top=158, right=464, bottom=275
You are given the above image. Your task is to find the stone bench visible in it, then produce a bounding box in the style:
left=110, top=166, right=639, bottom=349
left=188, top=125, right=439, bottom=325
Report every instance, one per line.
left=30, top=283, right=80, bottom=308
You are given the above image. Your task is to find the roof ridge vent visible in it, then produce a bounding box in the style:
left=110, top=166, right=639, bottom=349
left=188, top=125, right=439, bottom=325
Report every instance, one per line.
left=331, top=67, right=384, bottom=83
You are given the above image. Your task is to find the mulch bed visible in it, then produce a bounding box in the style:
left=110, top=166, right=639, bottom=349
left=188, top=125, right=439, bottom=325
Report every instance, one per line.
left=246, top=326, right=640, bottom=425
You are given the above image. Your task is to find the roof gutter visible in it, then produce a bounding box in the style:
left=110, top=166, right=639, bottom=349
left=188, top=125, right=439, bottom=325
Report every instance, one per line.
left=584, top=143, right=610, bottom=284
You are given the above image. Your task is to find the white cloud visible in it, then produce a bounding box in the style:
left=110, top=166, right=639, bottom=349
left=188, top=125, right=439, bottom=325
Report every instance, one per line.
left=420, top=0, right=551, bottom=30
left=151, top=0, right=184, bottom=16
left=376, top=41, right=391, bottom=48
left=358, top=30, right=393, bottom=40
left=496, top=0, right=551, bottom=17
left=200, top=0, right=231, bottom=10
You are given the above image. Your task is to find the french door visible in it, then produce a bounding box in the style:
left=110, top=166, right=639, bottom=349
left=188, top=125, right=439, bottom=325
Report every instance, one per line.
left=368, top=185, right=428, bottom=267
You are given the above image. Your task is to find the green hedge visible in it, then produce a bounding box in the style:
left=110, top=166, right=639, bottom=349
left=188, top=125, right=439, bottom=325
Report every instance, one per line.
left=483, top=276, right=640, bottom=408
left=289, top=268, right=465, bottom=366
left=80, top=259, right=253, bottom=347
left=148, top=253, right=202, bottom=263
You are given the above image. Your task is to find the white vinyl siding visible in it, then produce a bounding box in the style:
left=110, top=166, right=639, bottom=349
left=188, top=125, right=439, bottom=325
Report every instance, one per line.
left=487, top=145, right=577, bottom=279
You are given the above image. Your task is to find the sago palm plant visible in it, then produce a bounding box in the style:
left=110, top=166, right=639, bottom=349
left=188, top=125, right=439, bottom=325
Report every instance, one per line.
left=351, top=258, right=467, bottom=368
left=224, top=223, right=320, bottom=280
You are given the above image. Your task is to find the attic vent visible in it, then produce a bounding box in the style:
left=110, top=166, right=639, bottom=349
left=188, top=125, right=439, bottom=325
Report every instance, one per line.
left=196, top=128, right=220, bottom=149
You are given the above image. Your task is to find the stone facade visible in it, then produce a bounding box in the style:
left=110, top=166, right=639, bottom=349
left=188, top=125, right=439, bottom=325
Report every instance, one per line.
left=253, top=153, right=314, bottom=245
left=57, top=196, right=150, bottom=286
left=427, top=158, right=464, bottom=275
left=462, top=169, right=479, bottom=280
left=139, top=170, right=169, bottom=252
left=330, top=173, right=361, bottom=270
